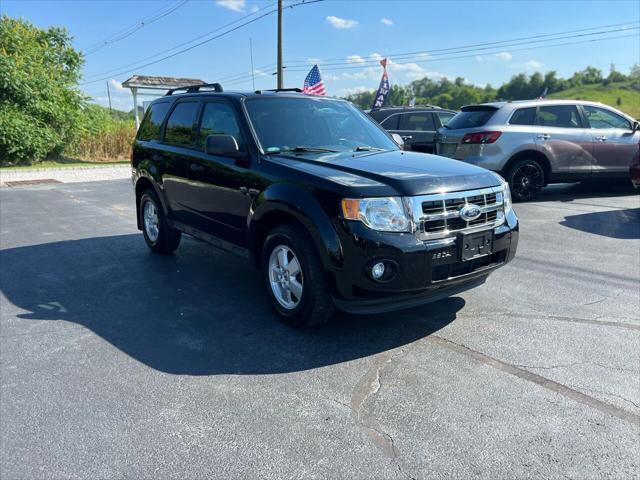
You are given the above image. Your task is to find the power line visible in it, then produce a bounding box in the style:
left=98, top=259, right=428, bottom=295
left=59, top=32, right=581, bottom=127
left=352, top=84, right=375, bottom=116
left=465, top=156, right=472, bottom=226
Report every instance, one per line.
left=82, top=1, right=278, bottom=82
left=215, top=21, right=639, bottom=87
left=218, top=29, right=639, bottom=87
left=82, top=0, right=189, bottom=56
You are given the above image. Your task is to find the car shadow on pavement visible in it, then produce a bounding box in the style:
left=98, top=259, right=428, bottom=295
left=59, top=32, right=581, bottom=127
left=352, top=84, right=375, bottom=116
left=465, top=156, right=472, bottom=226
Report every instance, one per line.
left=532, top=182, right=637, bottom=203
left=560, top=207, right=640, bottom=239
left=0, top=234, right=463, bottom=376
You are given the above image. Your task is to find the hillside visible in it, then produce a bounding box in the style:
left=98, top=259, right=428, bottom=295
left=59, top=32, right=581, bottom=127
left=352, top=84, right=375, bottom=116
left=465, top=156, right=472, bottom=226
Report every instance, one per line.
left=548, top=81, right=640, bottom=119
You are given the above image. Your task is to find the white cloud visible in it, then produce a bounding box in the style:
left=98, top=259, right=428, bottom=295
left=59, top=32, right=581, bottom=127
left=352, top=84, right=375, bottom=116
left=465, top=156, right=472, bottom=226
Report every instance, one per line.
left=250, top=5, right=259, bottom=13
left=108, top=79, right=127, bottom=92
left=475, top=56, right=483, bottom=62
left=307, top=57, right=321, bottom=64
left=216, top=0, right=245, bottom=12
left=524, top=60, right=545, bottom=71
left=494, top=52, right=512, bottom=61
left=253, top=69, right=268, bottom=77
left=369, top=52, right=383, bottom=62
left=380, top=18, right=393, bottom=26
left=326, top=15, right=358, bottom=29
left=346, top=55, right=366, bottom=64
left=324, top=73, right=340, bottom=81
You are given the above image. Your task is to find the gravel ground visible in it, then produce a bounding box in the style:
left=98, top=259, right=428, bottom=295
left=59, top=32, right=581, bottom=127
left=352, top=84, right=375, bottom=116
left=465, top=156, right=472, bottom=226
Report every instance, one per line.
left=0, top=179, right=638, bottom=479
left=0, top=164, right=131, bottom=187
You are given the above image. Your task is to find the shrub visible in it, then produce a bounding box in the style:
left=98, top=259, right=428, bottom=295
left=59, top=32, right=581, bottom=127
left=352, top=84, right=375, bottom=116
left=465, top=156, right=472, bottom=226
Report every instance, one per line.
left=0, top=15, right=84, bottom=165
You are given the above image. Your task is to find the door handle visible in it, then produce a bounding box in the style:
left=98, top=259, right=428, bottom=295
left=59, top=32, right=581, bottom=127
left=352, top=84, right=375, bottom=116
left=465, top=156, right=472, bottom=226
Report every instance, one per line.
left=536, top=133, right=550, bottom=140
left=190, top=163, right=204, bottom=172
left=595, top=135, right=608, bottom=142
left=401, top=135, right=413, bottom=140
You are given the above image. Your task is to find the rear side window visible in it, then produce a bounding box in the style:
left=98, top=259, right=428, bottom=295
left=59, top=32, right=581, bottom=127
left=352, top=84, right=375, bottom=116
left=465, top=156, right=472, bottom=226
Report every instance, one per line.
left=447, top=108, right=497, bottom=129
left=536, top=105, right=581, bottom=128
left=509, top=107, right=536, bottom=126
left=400, top=112, right=435, bottom=131
left=380, top=114, right=399, bottom=130
left=137, top=102, right=169, bottom=141
left=198, top=102, right=243, bottom=149
left=435, top=111, right=455, bottom=126
left=583, top=105, right=631, bottom=130
left=164, top=102, right=199, bottom=146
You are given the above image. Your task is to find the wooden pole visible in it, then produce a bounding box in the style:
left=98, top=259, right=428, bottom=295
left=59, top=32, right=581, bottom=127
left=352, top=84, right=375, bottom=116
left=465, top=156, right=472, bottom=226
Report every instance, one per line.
left=276, top=0, right=283, bottom=89
left=132, top=87, right=139, bottom=129
left=106, top=81, right=112, bottom=112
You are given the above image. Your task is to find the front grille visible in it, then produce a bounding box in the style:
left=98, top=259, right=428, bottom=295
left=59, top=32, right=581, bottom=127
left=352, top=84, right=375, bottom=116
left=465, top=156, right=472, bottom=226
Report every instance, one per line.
left=409, top=186, right=505, bottom=239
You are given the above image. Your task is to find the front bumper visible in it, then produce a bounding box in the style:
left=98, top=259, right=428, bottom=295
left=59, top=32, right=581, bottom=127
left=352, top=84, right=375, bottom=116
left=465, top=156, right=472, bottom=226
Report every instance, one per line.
left=330, top=209, right=519, bottom=314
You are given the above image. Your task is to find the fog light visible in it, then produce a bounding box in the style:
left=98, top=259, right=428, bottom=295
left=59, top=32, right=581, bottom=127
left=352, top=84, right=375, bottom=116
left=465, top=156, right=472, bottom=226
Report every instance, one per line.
left=371, top=262, right=386, bottom=280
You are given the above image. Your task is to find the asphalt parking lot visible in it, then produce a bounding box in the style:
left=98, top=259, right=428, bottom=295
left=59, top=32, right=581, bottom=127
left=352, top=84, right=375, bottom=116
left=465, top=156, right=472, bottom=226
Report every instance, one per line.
left=1, top=179, right=638, bottom=479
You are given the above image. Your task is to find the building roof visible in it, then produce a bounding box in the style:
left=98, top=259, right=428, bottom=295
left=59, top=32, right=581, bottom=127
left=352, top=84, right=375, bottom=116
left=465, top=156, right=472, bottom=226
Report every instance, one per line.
left=121, top=75, right=206, bottom=89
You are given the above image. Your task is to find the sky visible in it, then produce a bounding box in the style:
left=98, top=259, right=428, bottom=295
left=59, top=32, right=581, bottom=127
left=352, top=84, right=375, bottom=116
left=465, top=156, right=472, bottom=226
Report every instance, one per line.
left=2, top=0, right=639, bottom=111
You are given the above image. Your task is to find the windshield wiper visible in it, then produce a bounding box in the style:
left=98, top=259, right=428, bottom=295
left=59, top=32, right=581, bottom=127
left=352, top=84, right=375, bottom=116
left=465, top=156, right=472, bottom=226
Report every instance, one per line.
left=284, top=146, right=339, bottom=153
left=353, top=146, right=385, bottom=152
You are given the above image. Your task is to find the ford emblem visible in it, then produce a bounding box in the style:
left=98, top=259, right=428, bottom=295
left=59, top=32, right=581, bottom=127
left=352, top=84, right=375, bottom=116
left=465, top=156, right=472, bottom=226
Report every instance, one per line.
left=460, top=204, right=482, bottom=221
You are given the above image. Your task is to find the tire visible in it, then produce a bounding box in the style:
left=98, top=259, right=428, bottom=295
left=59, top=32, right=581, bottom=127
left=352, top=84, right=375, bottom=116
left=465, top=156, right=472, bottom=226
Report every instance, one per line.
left=506, top=158, right=545, bottom=202
left=261, top=224, right=335, bottom=327
left=139, top=189, right=181, bottom=254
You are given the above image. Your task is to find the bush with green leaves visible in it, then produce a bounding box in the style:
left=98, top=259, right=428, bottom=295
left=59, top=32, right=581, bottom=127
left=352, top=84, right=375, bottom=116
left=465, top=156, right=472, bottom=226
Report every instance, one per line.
left=0, top=15, right=84, bottom=165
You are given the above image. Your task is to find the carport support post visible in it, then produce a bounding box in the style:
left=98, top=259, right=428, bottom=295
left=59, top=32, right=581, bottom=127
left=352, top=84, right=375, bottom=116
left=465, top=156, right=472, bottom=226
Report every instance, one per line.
left=132, top=87, right=139, bottom=129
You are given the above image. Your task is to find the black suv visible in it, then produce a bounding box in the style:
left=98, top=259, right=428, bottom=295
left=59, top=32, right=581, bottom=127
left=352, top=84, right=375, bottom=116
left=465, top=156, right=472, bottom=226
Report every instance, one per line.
left=132, top=84, right=519, bottom=327
left=368, top=105, right=457, bottom=153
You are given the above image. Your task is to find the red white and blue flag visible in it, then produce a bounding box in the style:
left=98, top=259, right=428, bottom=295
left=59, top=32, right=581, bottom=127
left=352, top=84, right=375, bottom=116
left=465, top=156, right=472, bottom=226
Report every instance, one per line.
left=372, top=58, right=390, bottom=109
left=302, top=65, right=326, bottom=96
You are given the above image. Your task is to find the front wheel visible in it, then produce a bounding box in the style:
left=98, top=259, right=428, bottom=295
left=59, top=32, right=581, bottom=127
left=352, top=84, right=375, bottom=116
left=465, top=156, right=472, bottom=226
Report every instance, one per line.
left=261, top=225, right=334, bottom=327
left=506, top=159, right=545, bottom=202
left=139, top=190, right=181, bottom=254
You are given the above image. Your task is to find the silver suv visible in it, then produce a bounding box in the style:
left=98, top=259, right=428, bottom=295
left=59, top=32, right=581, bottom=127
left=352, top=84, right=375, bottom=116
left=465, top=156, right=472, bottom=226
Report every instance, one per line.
left=435, top=100, right=640, bottom=200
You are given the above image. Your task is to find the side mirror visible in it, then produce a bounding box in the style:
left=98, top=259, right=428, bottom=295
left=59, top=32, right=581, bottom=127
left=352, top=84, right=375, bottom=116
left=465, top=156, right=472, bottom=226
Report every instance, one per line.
left=391, top=133, right=405, bottom=149
left=205, top=134, right=240, bottom=156
left=633, top=121, right=639, bottom=132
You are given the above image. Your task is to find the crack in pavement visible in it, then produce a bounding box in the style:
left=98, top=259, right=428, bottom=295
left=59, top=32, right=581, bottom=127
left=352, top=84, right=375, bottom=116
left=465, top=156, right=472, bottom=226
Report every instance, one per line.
left=349, top=345, right=419, bottom=479
left=565, top=384, right=640, bottom=410
left=514, top=361, right=639, bottom=376
left=428, top=335, right=640, bottom=426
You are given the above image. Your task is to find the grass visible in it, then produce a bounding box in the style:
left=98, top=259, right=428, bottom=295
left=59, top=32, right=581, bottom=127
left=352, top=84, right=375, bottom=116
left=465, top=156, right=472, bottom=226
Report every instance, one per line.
left=0, top=157, right=129, bottom=170
left=548, top=81, right=640, bottom=119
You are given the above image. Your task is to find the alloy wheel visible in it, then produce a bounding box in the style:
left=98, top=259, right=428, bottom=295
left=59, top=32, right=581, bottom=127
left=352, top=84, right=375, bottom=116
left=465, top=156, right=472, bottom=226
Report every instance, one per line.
left=268, top=245, right=304, bottom=310
left=143, top=200, right=160, bottom=242
left=511, top=163, right=543, bottom=199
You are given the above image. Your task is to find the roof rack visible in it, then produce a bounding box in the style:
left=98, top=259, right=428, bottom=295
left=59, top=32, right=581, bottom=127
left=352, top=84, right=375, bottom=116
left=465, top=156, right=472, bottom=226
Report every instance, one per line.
left=255, top=88, right=303, bottom=94
left=373, top=104, right=441, bottom=110
left=165, top=83, right=223, bottom=96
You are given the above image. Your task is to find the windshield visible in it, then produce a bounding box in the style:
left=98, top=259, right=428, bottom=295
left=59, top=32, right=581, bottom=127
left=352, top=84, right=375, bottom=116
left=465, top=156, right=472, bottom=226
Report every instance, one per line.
left=245, top=96, right=398, bottom=153
left=446, top=108, right=497, bottom=129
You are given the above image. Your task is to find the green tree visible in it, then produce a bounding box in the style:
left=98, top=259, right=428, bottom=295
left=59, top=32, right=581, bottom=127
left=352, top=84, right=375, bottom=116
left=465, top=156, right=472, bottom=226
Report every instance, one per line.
left=0, top=15, right=84, bottom=165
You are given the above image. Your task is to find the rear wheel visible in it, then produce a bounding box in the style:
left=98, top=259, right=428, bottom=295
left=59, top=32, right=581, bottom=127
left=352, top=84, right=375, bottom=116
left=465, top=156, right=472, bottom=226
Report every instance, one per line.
left=506, top=159, right=545, bottom=201
left=261, top=225, right=334, bottom=327
left=139, top=190, right=181, bottom=254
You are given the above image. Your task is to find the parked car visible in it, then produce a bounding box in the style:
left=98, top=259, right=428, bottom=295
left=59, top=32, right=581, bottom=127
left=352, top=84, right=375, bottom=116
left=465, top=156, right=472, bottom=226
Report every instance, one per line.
left=631, top=143, right=640, bottom=189
left=132, top=84, right=519, bottom=327
left=435, top=100, right=640, bottom=201
left=369, top=105, right=457, bottom=154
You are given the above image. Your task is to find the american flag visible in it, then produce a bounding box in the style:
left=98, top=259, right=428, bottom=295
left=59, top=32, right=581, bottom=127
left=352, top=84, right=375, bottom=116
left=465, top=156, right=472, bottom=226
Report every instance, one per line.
left=302, top=65, right=326, bottom=96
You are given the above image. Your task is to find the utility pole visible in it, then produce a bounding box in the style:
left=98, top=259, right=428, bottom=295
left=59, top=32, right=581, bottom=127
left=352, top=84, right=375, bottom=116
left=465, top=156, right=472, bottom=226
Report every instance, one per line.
left=276, top=0, right=283, bottom=89
left=250, top=37, right=256, bottom=91
left=106, top=80, right=112, bottom=112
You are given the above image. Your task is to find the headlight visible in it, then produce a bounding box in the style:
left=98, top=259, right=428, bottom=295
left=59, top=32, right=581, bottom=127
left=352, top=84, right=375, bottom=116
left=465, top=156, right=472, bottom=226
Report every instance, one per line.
left=492, top=173, right=512, bottom=215
left=341, top=197, right=411, bottom=232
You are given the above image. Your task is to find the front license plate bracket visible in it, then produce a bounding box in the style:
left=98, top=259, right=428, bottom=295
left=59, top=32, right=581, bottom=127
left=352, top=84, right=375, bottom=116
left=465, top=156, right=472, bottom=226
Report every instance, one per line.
left=458, top=230, right=493, bottom=261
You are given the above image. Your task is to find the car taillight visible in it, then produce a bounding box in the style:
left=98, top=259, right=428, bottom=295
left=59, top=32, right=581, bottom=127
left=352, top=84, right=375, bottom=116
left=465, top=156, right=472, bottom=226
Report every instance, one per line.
left=461, top=131, right=502, bottom=144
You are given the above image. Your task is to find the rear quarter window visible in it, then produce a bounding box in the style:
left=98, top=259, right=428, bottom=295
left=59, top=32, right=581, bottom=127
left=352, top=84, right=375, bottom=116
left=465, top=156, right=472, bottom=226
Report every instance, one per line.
left=446, top=108, right=497, bottom=129
left=509, top=107, right=536, bottom=126
left=137, top=102, right=170, bottom=141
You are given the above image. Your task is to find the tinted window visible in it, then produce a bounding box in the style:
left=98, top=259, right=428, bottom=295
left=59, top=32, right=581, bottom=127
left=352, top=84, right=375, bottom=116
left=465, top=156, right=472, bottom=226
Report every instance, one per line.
left=584, top=105, right=631, bottom=130
left=380, top=114, right=399, bottom=130
left=198, top=102, right=243, bottom=149
left=400, top=112, right=435, bottom=131
left=447, top=108, right=497, bottom=129
left=536, top=105, right=581, bottom=128
left=509, top=107, right=536, bottom=126
left=245, top=97, right=397, bottom=153
left=137, top=102, right=169, bottom=141
left=436, top=112, right=455, bottom=126
left=164, top=102, right=199, bottom=146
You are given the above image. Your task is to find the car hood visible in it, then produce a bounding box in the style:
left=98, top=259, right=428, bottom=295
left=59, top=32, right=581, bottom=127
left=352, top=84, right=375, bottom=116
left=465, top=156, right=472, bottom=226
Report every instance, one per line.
left=268, top=150, right=500, bottom=196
